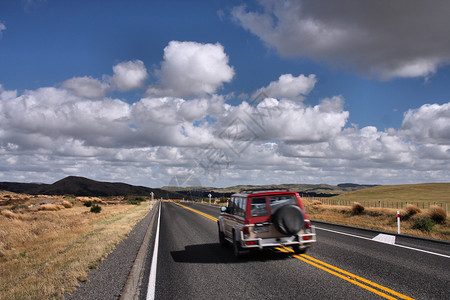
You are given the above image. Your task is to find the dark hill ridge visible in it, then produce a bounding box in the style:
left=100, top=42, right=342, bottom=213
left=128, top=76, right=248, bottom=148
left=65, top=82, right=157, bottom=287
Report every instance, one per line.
left=163, top=183, right=378, bottom=198
left=0, top=176, right=183, bottom=198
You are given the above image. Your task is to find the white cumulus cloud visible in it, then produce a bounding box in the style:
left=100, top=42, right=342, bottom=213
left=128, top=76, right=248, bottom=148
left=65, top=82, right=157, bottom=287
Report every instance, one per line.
left=400, top=102, right=450, bottom=145
left=0, top=23, right=5, bottom=37
left=253, top=74, right=316, bottom=101
left=61, top=76, right=110, bottom=99
left=148, top=41, right=235, bottom=98
left=111, top=60, right=148, bottom=91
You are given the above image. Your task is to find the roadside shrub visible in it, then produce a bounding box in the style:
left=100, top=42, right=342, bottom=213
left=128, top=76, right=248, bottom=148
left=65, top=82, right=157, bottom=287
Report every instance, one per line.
left=352, top=202, right=365, bottom=215
left=83, top=200, right=93, bottom=207
left=128, top=196, right=145, bottom=205
left=11, top=204, right=28, bottom=211
left=62, top=201, right=73, bottom=208
left=428, top=206, right=446, bottom=224
left=411, top=216, right=434, bottom=232
left=90, top=204, right=102, bottom=213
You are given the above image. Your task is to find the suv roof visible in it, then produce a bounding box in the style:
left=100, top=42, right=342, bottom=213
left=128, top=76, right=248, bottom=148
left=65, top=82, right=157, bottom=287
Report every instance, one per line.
left=237, top=188, right=291, bottom=195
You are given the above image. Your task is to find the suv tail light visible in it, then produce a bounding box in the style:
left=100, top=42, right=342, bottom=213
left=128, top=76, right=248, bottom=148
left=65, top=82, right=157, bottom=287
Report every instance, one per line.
left=304, top=220, right=311, bottom=230
left=244, top=220, right=250, bottom=238
left=243, top=226, right=250, bottom=235
left=302, top=219, right=312, bottom=240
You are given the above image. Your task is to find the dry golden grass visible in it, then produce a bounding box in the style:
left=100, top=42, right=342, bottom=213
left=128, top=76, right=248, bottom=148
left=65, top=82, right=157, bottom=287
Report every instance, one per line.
left=406, top=204, right=421, bottom=216
left=0, top=199, right=151, bottom=300
left=332, top=183, right=450, bottom=203
left=38, top=203, right=61, bottom=211
left=62, top=201, right=73, bottom=208
left=304, top=200, right=449, bottom=240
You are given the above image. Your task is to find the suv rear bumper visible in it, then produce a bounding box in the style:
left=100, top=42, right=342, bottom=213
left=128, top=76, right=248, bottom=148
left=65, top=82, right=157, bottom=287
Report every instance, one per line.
left=239, top=226, right=317, bottom=250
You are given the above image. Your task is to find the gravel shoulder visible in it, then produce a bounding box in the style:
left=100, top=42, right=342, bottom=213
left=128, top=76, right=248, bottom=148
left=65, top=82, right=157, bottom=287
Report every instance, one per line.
left=64, top=205, right=157, bottom=300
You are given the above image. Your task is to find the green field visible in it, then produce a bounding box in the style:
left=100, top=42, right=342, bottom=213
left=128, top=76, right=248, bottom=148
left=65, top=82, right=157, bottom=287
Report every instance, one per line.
left=331, top=183, right=450, bottom=203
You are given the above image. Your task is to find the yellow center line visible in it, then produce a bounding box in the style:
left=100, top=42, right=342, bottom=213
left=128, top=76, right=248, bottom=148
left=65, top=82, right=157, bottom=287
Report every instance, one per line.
left=172, top=202, right=414, bottom=300
left=280, top=247, right=414, bottom=300
left=173, top=201, right=219, bottom=222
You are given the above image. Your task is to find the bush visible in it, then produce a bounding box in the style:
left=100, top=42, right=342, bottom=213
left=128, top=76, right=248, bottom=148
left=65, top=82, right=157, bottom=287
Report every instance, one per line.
left=428, top=206, right=446, bottom=224
left=83, top=200, right=93, bottom=207
left=11, top=204, right=28, bottom=211
left=128, top=196, right=145, bottom=205
left=352, top=202, right=365, bottom=215
left=90, top=204, right=102, bottom=213
left=412, top=216, right=434, bottom=232
left=406, top=204, right=421, bottom=216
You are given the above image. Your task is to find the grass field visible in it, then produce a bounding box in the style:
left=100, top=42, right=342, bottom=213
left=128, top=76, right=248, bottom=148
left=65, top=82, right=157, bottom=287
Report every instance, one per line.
left=0, top=185, right=448, bottom=299
left=0, top=193, right=152, bottom=300
left=330, top=183, right=450, bottom=203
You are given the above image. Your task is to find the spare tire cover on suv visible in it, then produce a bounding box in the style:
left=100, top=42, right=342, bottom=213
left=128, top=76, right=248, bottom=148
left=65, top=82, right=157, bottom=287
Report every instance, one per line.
left=272, top=204, right=305, bottom=235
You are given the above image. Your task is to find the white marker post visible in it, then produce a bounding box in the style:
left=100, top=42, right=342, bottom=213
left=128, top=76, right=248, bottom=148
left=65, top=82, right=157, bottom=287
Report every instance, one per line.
left=150, top=192, right=154, bottom=209
left=397, top=211, right=401, bottom=234
left=208, top=193, right=212, bottom=205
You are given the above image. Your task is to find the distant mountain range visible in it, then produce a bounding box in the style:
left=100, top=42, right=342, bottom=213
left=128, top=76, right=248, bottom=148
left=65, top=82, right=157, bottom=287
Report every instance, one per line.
left=0, top=176, right=183, bottom=198
left=0, top=176, right=378, bottom=198
left=162, top=183, right=379, bottom=198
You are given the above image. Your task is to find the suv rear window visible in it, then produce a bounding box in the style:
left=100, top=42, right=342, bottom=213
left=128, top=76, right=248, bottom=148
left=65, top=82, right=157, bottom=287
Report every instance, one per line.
left=250, top=197, right=268, bottom=217
left=269, top=195, right=297, bottom=214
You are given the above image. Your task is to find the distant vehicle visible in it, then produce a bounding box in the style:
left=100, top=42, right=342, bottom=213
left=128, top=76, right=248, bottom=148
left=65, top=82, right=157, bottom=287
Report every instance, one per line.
left=218, top=189, right=316, bottom=257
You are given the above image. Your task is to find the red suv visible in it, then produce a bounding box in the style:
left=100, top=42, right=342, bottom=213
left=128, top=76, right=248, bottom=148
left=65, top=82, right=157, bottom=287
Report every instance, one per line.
left=218, top=189, right=316, bottom=257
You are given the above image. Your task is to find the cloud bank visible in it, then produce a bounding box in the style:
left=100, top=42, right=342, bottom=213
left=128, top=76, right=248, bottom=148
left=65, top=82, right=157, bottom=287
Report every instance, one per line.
left=232, top=0, right=450, bottom=80
left=0, top=40, right=449, bottom=186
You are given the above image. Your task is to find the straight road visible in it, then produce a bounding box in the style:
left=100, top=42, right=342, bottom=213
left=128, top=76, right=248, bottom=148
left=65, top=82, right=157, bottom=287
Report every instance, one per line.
left=146, top=201, right=449, bottom=299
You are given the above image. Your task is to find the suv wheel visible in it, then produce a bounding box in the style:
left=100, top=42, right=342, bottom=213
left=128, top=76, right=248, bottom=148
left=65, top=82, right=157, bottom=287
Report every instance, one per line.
left=233, top=231, right=243, bottom=258
left=218, top=224, right=227, bottom=247
left=292, top=245, right=307, bottom=254
left=272, top=204, right=305, bottom=235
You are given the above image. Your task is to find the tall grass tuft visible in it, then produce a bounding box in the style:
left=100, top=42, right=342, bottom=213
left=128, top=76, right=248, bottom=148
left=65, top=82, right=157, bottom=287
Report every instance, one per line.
left=351, top=202, right=365, bottom=215
left=406, top=204, right=421, bottom=216
left=38, top=204, right=60, bottom=211
left=428, top=206, right=447, bottom=224
left=62, top=201, right=73, bottom=208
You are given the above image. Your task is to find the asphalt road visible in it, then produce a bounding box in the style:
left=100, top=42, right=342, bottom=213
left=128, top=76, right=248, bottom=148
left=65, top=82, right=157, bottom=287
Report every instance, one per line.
left=145, top=201, right=449, bottom=300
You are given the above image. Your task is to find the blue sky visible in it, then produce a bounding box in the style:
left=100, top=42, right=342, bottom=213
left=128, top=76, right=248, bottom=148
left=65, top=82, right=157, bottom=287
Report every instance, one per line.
left=1, top=0, right=449, bottom=187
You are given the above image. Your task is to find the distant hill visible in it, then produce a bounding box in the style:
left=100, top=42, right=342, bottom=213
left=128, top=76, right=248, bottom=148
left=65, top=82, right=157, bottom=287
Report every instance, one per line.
left=0, top=182, right=45, bottom=194
left=162, top=183, right=377, bottom=198
left=0, top=176, right=183, bottom=198
left=331, top=183, right=450, bottom=202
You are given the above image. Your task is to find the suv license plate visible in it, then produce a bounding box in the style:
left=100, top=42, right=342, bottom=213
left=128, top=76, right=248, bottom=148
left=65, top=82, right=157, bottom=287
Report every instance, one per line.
left=254, top=226, right=269, bottom=233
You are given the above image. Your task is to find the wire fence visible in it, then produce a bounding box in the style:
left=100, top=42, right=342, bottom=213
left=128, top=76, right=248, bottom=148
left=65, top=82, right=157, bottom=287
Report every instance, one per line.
left=303, top=197, right=449, bottom=214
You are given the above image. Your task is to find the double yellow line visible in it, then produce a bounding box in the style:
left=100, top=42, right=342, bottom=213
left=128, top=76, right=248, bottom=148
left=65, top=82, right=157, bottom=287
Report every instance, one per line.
left=172, top=201, right=414, bottom=300
left=277, top=247, right=413, bottom=300
left=173, top=202, right=219, bottom=222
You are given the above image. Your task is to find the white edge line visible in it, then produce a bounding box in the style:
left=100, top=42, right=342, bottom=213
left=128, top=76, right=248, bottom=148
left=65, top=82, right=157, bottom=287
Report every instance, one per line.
left=146, top=202, right=161, bottom=300
left=315, top=226, right=450, bottom=259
